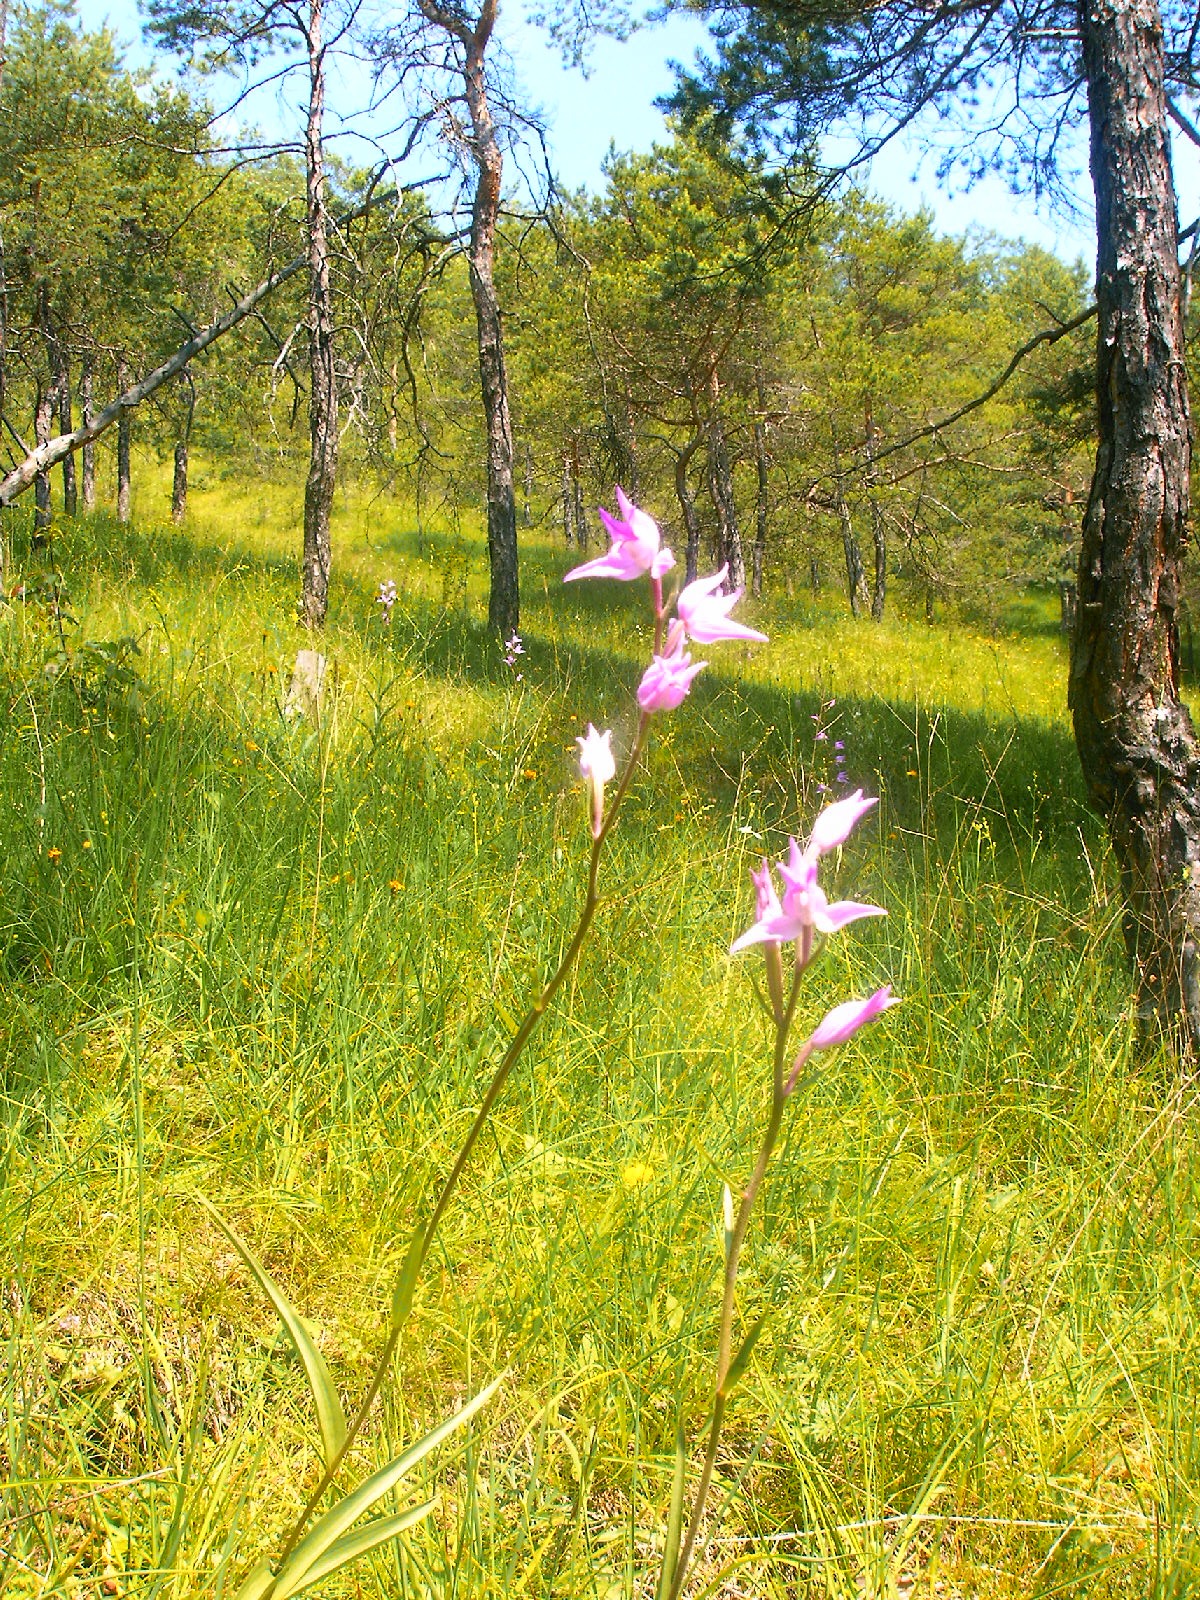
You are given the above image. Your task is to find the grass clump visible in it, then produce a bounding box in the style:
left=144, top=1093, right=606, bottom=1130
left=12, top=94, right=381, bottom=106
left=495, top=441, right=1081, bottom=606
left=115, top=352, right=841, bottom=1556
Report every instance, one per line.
left=2, top=480, right=1198, bottom=1599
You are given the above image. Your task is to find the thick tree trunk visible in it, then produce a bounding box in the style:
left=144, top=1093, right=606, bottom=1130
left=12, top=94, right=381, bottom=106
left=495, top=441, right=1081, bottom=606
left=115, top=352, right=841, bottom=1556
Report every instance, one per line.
left=460, top=3, right=519, bottom=637
left=705, top=365, right=744, bottom=588
left=299, top=0, right=338, bottom=630
left=1070, top=0, right=1200, bottom=1043
left=80, top=356, right=96, bottom=511
left=116, top=360, right=132, bottom=524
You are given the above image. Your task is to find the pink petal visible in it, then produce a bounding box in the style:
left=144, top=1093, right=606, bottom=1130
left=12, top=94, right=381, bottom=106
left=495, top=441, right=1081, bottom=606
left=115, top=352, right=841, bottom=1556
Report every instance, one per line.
left=812, top=899, right=887, bottom=934
left=805, top=987, right=899, bottom=1052
left=807, top=791, right=877, bottom=857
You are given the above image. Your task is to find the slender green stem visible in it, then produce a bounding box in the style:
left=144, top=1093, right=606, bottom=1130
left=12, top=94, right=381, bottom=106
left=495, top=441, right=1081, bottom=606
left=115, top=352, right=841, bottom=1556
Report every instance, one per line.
left=269, top=715, right=651, bottom=1581
left=666, top=963, right=802, bottom=1600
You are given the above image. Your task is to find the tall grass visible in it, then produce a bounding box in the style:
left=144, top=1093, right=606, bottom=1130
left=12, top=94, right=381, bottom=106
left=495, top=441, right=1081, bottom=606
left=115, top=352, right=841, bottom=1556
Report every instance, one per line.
left=2, top=478, right=1197, bottom=1598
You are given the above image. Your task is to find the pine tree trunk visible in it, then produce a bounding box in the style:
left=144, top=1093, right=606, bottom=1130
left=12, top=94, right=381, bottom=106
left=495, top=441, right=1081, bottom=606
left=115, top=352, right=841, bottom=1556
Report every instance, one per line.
left=460, top=2, right=518, bottom=637
left=80, top=356, right=96, bottom=511
left=705, top=366, right=744, bottom=588
left=172, top=441, right=188, bottom=523
left=865, top=402, right=885, bottom=621
left=59, top=370, right=76, bottom=517
left=1070, top=0, right=1200, bottom=1044
left=116, top=360, right=132, bottom=524
left=675, top=435, right=704, bottom=585
left=299, top=0, right=338, bottom=631
left=33, top=384, right=52, bottom=542
left=830, top=421, right=868, bottom=617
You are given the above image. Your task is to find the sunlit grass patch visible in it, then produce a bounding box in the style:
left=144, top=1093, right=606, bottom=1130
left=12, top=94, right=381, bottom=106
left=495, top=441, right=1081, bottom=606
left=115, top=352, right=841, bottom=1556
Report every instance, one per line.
left=2, top=480, right=1197, bottom=1598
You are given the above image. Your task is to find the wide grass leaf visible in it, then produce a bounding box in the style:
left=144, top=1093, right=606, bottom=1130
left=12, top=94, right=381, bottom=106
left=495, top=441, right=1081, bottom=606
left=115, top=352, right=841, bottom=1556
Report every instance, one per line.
left=273, top=1502, right=434, bottom=1598
left=195, top=1196, right=348, bottom=1470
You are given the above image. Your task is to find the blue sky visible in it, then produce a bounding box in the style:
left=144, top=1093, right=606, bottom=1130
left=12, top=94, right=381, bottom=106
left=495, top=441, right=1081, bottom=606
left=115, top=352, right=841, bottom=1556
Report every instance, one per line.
left=81, top=0, right=1196, bottom=268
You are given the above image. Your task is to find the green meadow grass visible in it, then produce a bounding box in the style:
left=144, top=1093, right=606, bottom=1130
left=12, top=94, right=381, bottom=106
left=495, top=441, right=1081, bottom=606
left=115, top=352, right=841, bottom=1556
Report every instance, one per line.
left=2, top=470, right=1198, bottom=1599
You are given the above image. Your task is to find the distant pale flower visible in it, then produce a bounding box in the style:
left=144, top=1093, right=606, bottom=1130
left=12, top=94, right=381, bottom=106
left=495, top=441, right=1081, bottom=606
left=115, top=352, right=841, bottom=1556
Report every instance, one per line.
left=804, top=987, right=899, bottom=1053
left=564, top=487, right=675, bottom=583
left=376, top=578, right=398, bottom=623
left=577, top=723, right=616, bottom=837
left=677, top=565, right=768, bottom=645
left=637, top=634, right=707, bottom=713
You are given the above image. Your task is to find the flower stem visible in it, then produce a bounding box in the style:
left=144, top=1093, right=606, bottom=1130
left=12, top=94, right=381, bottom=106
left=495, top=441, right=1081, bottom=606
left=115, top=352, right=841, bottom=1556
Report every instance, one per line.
left=269, top=719, right=650, bottom=1581
left=665, top=965, right=801, bottom=1600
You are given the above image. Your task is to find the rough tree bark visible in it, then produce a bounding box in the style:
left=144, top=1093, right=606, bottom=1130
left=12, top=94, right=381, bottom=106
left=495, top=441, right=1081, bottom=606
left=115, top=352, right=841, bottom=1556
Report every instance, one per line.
left=172, top=367, right=194, bottom=524
left=1069, top=0, right=1200, bottom=1043
left=298, top=0, right=338, bottom=630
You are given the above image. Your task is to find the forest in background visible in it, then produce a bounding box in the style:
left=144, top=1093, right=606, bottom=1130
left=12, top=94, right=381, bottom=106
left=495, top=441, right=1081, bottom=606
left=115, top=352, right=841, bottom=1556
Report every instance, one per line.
left=0, top=0, right=1105, bottom=633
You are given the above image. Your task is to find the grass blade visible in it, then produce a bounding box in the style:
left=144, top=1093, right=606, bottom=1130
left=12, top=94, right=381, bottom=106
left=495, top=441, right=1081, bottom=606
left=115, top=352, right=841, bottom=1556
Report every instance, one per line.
left=654, top=1421, right=688, bottom=1600
left=195, top=1195, right=348, bottom=1470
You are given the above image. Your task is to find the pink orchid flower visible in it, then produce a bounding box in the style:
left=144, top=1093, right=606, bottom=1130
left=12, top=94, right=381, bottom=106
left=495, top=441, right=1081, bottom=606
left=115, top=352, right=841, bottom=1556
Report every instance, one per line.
left=577, top=723, right=616, bottom=837
left=677, top=565, right=768, bottom=645
left=730, top=794, right=884, bottom=955
left=804, top=986, right=899, bottom=1052
left=784, top=987, right=899, bottom=1093
left=637, top=633, right=707, bottom=713
left=805, top=790, right=877, bottom=858
left=564, top=486, right=675, bottom=584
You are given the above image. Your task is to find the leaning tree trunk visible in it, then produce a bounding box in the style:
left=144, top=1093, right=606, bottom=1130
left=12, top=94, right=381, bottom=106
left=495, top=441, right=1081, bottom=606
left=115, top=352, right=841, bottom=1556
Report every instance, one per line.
left=299, top=0, right=338, bottom=630
left=1070, top=0, right=1200, bottom=1043
left=459, top=0, right=519, bottom=637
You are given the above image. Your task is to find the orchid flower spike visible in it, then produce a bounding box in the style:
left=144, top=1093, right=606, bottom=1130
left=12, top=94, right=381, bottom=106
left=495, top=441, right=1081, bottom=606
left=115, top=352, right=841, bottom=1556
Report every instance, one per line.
left=564, top=487, right=675, bottom=584
left=678, top=565, right=768, bottom=645
left=731, top=820, right=885, bottom=956
left=577, top=723, right=616, bottom=838
left=637, top=632, right=707, bottom=714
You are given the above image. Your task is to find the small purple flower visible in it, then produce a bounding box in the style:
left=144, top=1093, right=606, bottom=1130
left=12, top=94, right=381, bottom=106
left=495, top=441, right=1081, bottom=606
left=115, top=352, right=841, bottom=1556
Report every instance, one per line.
left=503, top=631, right=526, bottom=668
left=677, top=566, right=768, bottom=645
left=637, top=633, right=707, bottom=714
left=564, top=487, right=675, bottom=584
